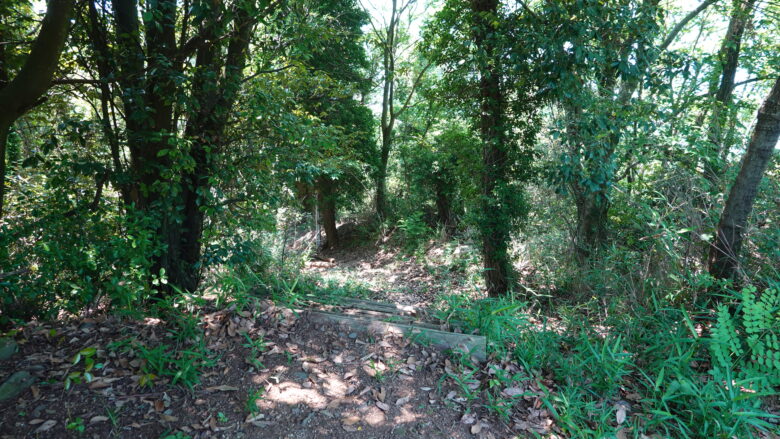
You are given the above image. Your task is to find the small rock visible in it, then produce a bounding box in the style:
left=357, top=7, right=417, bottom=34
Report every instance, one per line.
left=0, top=338, right=18, bottom=361
left=292, top=372, right=308, bottom=381
left=0, top=371, right=36, bottom=401
left=79, top=322, right=96, bottom=332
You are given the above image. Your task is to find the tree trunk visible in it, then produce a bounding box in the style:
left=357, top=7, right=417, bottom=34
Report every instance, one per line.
left=703, top=0, right=757, bottom=185
left=0, top=120, right=9, bottom=218
left=318, top=176, right=339, bottom=249
left=167, top=1, right=256, bottom=292
left=574, top=193, right=609, bottom=260
left=471, top=0, right=513, bottom=297
left=376, top=126, right=392, bottom=220
left=0, top=0, right=74, bottom=218
left=708, top=77, right=780, bottom=280
left=434, top=180, right=455, bottom=238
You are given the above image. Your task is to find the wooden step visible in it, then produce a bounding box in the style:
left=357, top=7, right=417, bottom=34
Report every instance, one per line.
left=306, top=309, right=486, bottom=361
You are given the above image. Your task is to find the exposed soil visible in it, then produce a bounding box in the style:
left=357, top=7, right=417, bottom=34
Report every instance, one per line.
left=0, top=299, right=515, bottom=439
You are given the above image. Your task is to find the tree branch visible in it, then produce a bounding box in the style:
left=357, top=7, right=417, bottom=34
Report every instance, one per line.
left=659, top=0, right=718, bottom=51
left=395, top=60, right=433, bottom=118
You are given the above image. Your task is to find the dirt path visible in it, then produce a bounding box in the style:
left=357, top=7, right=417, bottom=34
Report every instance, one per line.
left=306, top=237, right=477, bottom=309
left=0, top=298, right=512, bottom=438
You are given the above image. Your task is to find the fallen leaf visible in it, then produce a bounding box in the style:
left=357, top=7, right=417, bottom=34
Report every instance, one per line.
left=471, top=423, right=482, bottom=434
left=461, top=413, right=477, bottom=425
left=395, top=396, right=410, bottom=406
left=376, top=401, right=390, bottom=411
left=503, top=387, right=524, bottom=397
left=326, top=398, right=342, bottom=410
left=90, top=416, right=109, bottom=424
left=342, top=415, right=361, bottom=426
left=160, top=414, right=178, bottom=422
left=616, top=406, right=627, bottom=425
left=89, top=377, right=121, bottom=389
left=373, top=386, right=386, bottom=402
left=28, top=419, right=45, bottom=425
left=34, top=420, right=56, bottom=433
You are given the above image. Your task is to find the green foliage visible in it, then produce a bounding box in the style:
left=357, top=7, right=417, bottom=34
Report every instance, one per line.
left=107, top=297, right=217, bottom=390
left=710, top=286, right=780, bottom=386
left=65, top=417, right=85, bottom=433
left=245, top=387, right=266, bottom=415
left=397, top=211, right=433, bottom=254
left=437, top=287, right=778, bottom=438
left=242, top=332, right=268, bottom=369
left=65, top=347, right=101, bottom=390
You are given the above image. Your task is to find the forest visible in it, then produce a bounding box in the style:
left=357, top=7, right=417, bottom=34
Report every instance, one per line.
left=0, top=0, right=779, bottom=437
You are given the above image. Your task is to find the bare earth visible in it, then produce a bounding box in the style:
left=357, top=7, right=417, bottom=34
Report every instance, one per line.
left=0, top=299, right=516, bottom=439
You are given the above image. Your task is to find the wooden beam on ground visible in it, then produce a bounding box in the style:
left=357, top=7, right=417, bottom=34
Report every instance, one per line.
left=307, top=310, right=486, bottom=361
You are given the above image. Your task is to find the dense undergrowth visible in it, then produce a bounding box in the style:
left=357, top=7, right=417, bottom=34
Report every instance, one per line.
left=2, top=211, right=779, bottom=438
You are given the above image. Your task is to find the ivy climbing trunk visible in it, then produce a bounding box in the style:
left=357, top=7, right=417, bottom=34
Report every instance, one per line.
left=0, top=0, right=74, bottom=218
left=708, top=77, right=780, bottom=280
left=471, top=0, right=513, bottom=296
left=106, top=0, right=262, bottom=293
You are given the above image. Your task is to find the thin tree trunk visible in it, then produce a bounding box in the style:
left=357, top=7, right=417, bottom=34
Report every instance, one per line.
left=318, top=176, right=339, bottom=249
left=376, top=0, right=397, bottom=220
left=87, top=0, right=131, bottom=205
left=703, top=0, right=757, bottom=184
left=0, top=120, right=9, bottom=218
left=376, top=126, right=392, bottom=219
left=708, top=77, right=780, bottom=280
left=434, top=180, right=455, bottom=238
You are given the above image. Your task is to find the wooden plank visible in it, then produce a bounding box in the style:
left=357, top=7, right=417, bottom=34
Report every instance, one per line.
left=322, top=307, right=444, bottom=330
left=307, top=310, right=486, bottom=361
left=308, top=296, right=419, bottom=316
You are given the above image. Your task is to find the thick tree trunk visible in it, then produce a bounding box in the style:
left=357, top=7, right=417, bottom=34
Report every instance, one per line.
left=318, top=176, right=339, bottom=249
left=471, top=0, right=512, bottom=297
left=0, top=0, right=74, bottom=218
left=708, top=77, right=780, bottom=280
left=165, top=1, right=256, bottom=292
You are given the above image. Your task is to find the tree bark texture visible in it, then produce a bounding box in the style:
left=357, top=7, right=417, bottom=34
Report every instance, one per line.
left=708, top=77, right=780, bottom=280
left=471, top=0, right=513, bottom=296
